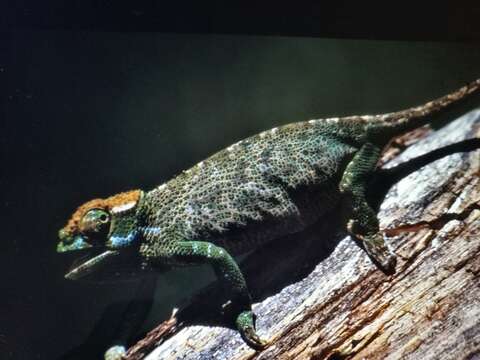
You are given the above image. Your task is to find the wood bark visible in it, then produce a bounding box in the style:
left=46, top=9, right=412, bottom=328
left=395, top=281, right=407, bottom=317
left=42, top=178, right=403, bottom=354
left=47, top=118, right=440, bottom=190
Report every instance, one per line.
left=128, top=109, right=480, bottom=360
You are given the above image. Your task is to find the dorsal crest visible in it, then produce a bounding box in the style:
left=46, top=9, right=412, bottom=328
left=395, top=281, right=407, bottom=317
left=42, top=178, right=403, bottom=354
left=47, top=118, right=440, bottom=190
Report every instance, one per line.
left=63, top=190, right=142, bottom=237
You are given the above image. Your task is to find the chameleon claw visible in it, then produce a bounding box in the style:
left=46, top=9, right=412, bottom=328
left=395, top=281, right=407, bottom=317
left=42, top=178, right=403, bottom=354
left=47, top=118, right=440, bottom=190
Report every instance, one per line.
left=348, top=225, right=397, bottom=274
left=373, top=252, right=397, bottom=275
left=236, top=310, right=267, bottom=350
left=363, top=233, right=397, bottom=274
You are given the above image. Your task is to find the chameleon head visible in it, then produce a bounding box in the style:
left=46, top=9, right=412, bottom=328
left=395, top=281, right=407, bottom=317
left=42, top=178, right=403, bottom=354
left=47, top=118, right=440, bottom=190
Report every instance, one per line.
left=57, top=190, right=144, bottom=280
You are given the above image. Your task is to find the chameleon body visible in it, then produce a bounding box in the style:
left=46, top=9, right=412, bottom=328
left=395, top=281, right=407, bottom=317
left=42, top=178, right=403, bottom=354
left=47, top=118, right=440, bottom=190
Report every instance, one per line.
left=57, top=79, right=480, bottom=351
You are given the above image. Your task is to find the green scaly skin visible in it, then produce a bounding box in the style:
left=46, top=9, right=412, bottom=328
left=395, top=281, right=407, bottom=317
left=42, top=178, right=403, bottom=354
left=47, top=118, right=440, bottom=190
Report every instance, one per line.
left=57, top=79, right=480, bottom=351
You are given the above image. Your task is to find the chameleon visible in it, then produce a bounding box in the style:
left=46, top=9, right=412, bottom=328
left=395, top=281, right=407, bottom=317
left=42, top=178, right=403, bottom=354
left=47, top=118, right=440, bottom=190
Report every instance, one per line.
left=57, top=79, right=480, bottom=353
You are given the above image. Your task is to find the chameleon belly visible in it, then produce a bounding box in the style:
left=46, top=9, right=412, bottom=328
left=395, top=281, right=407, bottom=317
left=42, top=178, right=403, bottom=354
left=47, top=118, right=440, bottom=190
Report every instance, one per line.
left=141, top=121, right=358, bottom=256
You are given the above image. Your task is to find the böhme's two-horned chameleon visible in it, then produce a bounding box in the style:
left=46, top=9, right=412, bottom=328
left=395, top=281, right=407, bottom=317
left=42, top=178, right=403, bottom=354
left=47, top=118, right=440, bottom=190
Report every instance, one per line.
left=57, top=79, right=480, bottom=356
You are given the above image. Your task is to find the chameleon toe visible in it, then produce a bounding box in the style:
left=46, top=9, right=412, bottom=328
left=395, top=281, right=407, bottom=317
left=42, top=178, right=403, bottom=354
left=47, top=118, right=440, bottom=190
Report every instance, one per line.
left=236, top=310, right=267, bottom=350
left=381, top=253, right=397, bottom=275
left=242, top=327, right=267, bottom=350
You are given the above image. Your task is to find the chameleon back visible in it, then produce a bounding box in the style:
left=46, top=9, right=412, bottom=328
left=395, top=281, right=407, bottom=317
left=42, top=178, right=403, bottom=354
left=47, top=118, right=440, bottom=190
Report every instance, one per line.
left=140, top=120, right=360, bottom=256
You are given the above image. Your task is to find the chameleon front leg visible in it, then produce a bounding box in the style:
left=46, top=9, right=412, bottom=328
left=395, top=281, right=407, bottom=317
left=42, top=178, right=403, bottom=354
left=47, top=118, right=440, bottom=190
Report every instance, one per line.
left=339, top=143, right=397, bottom=272
left=169, top=240, right=266, bottom=349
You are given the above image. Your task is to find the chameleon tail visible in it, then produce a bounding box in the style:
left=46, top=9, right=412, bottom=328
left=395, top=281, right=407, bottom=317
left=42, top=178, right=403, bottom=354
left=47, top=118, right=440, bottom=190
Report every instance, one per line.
left=372, top=78, right=480, bottom=136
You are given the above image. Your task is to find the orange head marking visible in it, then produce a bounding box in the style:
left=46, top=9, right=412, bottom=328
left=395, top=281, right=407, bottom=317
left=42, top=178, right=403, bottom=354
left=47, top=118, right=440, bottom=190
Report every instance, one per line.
left=61, top=190, right=142, bottom=238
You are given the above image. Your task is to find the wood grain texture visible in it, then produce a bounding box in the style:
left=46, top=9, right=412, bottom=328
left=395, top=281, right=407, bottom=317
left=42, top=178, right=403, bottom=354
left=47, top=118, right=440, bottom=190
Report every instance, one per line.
left=136, top=109, right=480, bottom=360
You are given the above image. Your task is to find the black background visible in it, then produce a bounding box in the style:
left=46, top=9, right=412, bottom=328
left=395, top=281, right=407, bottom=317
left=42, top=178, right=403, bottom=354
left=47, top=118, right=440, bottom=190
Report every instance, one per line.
left=2, top=2, right=480, bottom=359
left=3, top=1, right=480, bottom=41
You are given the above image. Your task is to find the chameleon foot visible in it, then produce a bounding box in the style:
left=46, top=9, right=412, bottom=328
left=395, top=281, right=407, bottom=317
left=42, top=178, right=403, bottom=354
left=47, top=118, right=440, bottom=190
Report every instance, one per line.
left=236, top=310, right=267, bottom=350
left=348, top=220, right=397, bottom=274
left=361, top=232, right=397, bottom=274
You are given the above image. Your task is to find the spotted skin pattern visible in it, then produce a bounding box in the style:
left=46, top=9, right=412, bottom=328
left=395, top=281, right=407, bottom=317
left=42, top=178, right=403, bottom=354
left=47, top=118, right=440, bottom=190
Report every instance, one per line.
left=57, top=79, right=480, bottom=352
left=140, top=119, right=362, bottom=259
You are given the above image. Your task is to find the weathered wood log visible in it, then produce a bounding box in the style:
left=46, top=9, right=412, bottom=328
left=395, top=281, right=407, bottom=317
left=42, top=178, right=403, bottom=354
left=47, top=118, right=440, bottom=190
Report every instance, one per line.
left=127, top=109, right=480, bottom=360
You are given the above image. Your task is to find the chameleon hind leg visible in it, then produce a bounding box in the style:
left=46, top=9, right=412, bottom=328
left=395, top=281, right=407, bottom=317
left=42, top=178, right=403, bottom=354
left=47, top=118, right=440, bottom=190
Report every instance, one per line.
left=339, top=143, right=396, bottom=272
left=170, top=240, right=266, bottom=349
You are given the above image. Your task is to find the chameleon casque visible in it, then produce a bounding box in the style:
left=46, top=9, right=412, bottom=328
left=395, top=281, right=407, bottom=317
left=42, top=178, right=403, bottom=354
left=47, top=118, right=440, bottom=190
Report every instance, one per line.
left=57, top=79, right=480, bottom=355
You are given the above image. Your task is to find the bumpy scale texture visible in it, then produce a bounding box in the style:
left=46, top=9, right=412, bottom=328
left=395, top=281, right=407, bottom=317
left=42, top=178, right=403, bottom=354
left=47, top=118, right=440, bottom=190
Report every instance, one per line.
left=139, top=118, right=368, bottom=260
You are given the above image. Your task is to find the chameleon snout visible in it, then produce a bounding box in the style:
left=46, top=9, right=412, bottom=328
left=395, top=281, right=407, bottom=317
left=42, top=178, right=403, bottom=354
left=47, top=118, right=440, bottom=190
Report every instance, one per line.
left=58, top=228, right=68, bottom=241
left=56, top=229, right=93, bottom=253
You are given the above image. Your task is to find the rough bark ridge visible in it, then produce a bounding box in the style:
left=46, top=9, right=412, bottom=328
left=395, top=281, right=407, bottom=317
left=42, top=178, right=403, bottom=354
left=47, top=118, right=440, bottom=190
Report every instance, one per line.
left=131, top=110, right=480, bottom=360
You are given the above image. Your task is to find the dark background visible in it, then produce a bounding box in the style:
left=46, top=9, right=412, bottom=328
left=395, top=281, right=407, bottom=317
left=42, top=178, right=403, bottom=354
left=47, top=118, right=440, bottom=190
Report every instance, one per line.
left=2, top=3, right=480, bottom=360
left=3, top=1, right=480, bottom=41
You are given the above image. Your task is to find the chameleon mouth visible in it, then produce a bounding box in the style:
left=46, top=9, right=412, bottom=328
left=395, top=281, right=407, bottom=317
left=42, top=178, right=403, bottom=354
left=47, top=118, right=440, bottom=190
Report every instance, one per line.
left=65, top=250, right=120, bottom=280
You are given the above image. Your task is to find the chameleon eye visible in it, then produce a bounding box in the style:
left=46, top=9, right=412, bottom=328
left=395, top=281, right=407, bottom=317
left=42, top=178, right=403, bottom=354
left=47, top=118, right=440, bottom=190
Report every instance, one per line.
left=80, top=209, right=111, bottom=234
